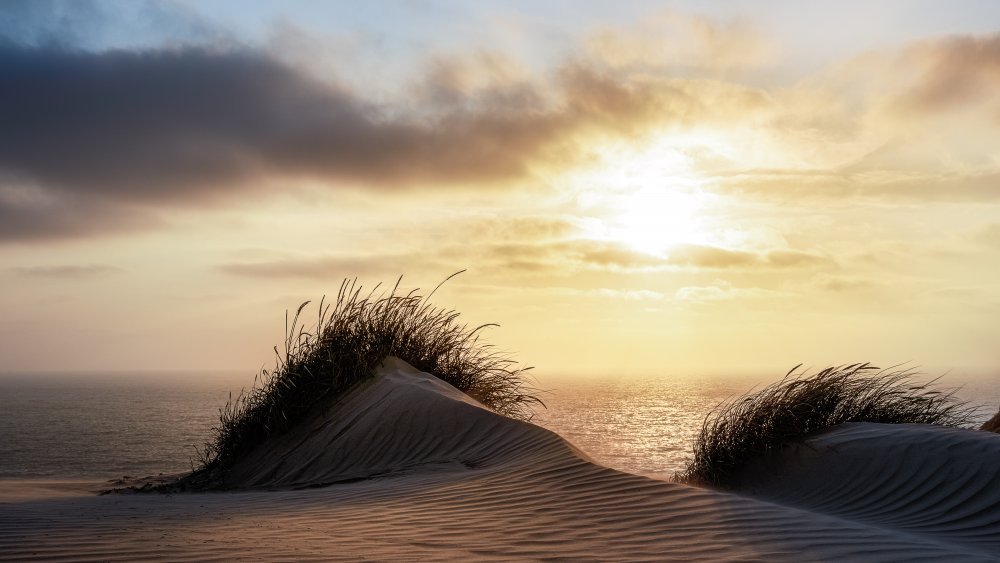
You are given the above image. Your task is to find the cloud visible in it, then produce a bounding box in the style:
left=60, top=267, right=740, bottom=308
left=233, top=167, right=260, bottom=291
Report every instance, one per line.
left=591, top=288, right=666, bottom=301
left=415, top=52, right=540, bottom=111
left=0, top=182, right=155, bottom=241
left=898, top=33, right=1000, bottom=113
left=477, top=240, right=830, bottom=273
left=12, top=263, right=123, bottom=278
left=219, top=240, right=672, bottom=280
left=12, top=19, right=997, bottom=245
left=584, top=11, right=775, bottom=72
left=490, top=240, right=829, bottom=273
left=1, top=42, right=428, bottom=202
left=479, top=240, right=675, bottom=273
left=674, top=281, right=784, bottom=303
left=668, top=244, right=757, bottom=268
left=0, top=37, right=771, bottom=242
left=667, top=244, right=830, bottom=269
left=559, top=63, right=769, bottom=132
left=810, top=275, right=880, bottom=293
left=697, top=32, right=1000, bottom=204
left=218, top=253, right=445, bottom=279
left=765, top=250, right=830, bottom=268
left=472, top=216, right=580, bottom=242
left=576, top=244, right=668, bottom=269
left=710, top=168, right=1000, bottom=203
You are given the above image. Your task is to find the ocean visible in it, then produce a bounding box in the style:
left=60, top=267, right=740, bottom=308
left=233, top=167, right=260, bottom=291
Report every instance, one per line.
left=1, top=371, right=997, bottom=482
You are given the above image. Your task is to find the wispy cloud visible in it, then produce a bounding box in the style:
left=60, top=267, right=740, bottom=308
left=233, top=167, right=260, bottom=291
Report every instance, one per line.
left=668, top=244, right=830, bottom=269
left=219, top=239, right=833, bottom=280
left=711, top=168, right=1000, bottom=203
left=12, top=263, right=123, bottom=278
left=218, top=253, right=446, bottom=279
left=583, top=11, right=775, bottom=72
left=674, top=280, right=785, bottom=303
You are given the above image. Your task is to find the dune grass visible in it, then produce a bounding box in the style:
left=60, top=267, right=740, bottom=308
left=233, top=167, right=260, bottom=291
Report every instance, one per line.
left=678, top=363, right=978, bottom=488
left=185, top=272, right=540, bottom=486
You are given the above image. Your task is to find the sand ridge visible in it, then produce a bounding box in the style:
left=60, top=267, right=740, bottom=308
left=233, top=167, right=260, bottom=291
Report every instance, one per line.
left=1, top=358, right=998, bottom=561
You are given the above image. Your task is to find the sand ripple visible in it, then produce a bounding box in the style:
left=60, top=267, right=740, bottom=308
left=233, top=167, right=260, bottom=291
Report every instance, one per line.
left=1, top=359, right=997, bottom=561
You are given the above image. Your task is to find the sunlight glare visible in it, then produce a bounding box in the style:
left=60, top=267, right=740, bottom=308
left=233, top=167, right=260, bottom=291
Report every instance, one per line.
left=577, top=138, right=716, bottom=255
left=609, top=186, right=708, bottom=255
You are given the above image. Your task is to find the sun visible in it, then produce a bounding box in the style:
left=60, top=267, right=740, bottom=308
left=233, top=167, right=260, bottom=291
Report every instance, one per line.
left=606, top=185, right=707, bottom=255
left=576, top=138, right=715, bottom=255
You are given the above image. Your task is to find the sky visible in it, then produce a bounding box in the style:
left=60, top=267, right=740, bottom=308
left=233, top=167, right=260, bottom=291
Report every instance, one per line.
left=1, top=1, right=999, bottom=379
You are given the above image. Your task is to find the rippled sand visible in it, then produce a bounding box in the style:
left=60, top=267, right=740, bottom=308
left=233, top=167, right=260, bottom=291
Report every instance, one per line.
left=2, top=359, right=998, bottom=561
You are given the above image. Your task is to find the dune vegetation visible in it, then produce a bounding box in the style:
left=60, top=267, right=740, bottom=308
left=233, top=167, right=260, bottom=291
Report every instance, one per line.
left=678, top=363, right=979, bottom=488
left=185, top=272, right=540, bottom=486
left=178, top=275, right=982, bottom=493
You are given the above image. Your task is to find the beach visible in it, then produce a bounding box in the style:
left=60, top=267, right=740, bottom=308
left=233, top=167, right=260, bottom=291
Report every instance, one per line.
left=2, top=359, right=998, bottom=561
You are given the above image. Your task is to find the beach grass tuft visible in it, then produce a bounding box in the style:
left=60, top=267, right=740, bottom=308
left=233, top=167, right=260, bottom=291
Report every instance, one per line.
left=187, top=272, right=540, bottom=486
left=678, top=363, right=978, bottom=488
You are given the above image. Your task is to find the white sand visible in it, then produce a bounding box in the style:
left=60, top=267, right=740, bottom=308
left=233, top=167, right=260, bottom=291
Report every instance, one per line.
left=1, top=357, right=998, bottom=561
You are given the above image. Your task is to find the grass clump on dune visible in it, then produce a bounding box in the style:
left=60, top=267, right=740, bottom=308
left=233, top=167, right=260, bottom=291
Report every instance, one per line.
left=188, top=272, right=540, bottom=486
left=678, top=363, right=978, bottom=488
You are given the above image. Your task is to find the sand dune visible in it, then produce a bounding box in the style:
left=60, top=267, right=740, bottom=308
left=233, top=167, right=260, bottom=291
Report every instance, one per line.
left=223, top=357, right=590, bottom=489
left=1, top=358, right=998, bottom=561
left=737, top=422, right=1000, bottom=555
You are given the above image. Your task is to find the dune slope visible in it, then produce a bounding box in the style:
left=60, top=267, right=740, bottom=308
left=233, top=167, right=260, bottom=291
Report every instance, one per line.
left=222, top=357, right=588, bottom=489
left=1, top=358, right=998, bottom=561
left=735, top=421, right=1000, bottom=554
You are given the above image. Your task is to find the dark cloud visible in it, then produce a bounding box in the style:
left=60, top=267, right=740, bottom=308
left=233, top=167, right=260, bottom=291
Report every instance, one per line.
left=0, top=184, right=154, bottom=241
left=1, top=42, right=383, bottom=204
left=0, top=37, right=770, bottom=242
left=12, top=263, right=122, bottom=278
left=0, top=42, right=567, bottom=242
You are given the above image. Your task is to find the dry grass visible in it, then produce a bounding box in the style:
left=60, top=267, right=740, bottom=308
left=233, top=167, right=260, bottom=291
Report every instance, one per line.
left=678, top=363, right=978, bottom=488
left=183, top=272, right=540, bottom=487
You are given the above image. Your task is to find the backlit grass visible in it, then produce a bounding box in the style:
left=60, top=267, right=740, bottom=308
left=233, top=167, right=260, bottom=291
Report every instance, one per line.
left=184, top=272, right=540, bottom=487
left=678, top=363, right=977, bottom=487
